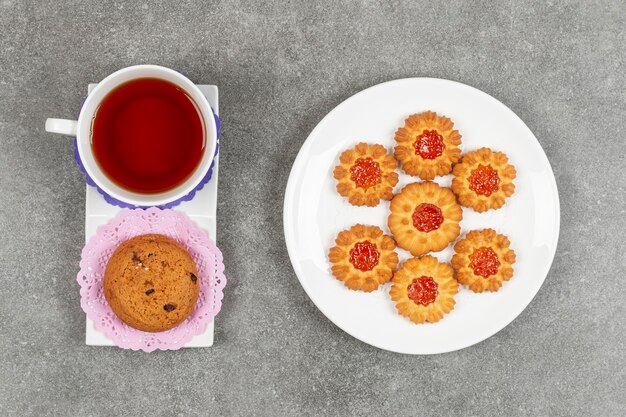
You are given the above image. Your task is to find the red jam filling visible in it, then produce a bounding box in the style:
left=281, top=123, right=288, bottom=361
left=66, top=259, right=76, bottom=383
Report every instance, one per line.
left=412, top=203, right=444, bottom=233
left=349, top=157, right=382, bottom=189
left=413, top=130, right=445, bottom=159
left=349, top=241, right=380, bottom=271
left=469, top=246, right=500, bottom=278
left=468, top=165, right=500, bottom=196
left=407, top=276, right=439, bottom=306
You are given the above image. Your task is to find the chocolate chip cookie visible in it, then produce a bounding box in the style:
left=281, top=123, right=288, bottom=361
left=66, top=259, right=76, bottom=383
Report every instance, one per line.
left=104, top=234, right=199, bottom=332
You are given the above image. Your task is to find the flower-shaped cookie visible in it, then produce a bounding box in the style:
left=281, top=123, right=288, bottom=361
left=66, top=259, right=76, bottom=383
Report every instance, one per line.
left=388, top=182, right=462, bottom=256
left=451, top=147, right=516, bottom=212
left=394, top=111, right=462, bottom=180
left=328, top=224, right=399, bottom=292
left=451, top=229, right=516, bottom=292
left=390, top=256, right=458, bottom=324
left=333, top=143, right=399, bottom=207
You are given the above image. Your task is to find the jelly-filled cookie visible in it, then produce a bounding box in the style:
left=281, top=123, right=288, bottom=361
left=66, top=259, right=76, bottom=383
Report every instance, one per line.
left=328, top=224, right=399, bottom=292
left=451, top=147, right=516, bottom=212
left=104, top=234, right=200, bottom=332
left=388, top=182, right=462, bottom=256
left=390, top=256, right=458, bottom=324
left=394, top=111, right=462, bottom=180
left=333, top=143, right=399, bottom=207
left=451, top=229, right=516, bottom=292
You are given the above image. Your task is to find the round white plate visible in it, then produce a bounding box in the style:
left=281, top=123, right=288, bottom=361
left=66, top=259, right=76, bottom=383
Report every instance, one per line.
left=283, top=78, right=560, bottom=355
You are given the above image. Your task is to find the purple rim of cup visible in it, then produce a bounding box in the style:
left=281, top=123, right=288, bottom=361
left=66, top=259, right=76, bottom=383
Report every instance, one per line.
left=73, top=105, right=220, bottom=209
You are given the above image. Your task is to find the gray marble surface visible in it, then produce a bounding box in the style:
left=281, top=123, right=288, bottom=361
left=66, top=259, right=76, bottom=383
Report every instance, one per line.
left=0, top=1, right=624, bottom=416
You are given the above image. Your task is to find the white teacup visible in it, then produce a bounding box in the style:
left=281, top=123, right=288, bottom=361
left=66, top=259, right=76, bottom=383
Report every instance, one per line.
left=45, top=64, right=218, bottom=207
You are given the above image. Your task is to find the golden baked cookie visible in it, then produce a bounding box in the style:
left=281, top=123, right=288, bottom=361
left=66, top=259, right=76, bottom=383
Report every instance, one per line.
left=390, top=255, right=458, bottom=324
left=104, top=234, right=200, bottom=332
left=451, top=147, right=516, bottom=212
left=451, top=229, right=516, bottom=293
left=328, top=224, right=399, bottom=292
left=388, top=182, right=462, bottom=256
left=394, top=111, right=462, bottom=180
left=333, top=143, right=399, bottom=207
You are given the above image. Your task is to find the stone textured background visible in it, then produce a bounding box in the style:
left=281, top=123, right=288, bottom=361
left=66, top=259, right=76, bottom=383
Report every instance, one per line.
left=0, top=1, right=624, bottom=416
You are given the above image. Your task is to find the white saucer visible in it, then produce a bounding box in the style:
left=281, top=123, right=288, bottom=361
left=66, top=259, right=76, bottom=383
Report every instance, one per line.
left=84, top=84, right=220, bottom=348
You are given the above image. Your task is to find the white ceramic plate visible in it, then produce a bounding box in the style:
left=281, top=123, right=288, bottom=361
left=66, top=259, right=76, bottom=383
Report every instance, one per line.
left=283, top=78, right=560, bottom=355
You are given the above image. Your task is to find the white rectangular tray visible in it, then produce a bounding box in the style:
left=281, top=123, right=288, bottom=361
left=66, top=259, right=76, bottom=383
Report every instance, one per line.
left=84, top=84, right=219, bottom=348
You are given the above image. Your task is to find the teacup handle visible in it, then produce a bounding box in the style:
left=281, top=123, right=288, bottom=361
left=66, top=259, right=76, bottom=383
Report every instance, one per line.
left=45, top=118, right=78, bottom=136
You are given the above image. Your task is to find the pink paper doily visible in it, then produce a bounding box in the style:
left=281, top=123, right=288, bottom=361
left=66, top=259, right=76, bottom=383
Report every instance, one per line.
left=77, top=207, right=226, bottom=352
